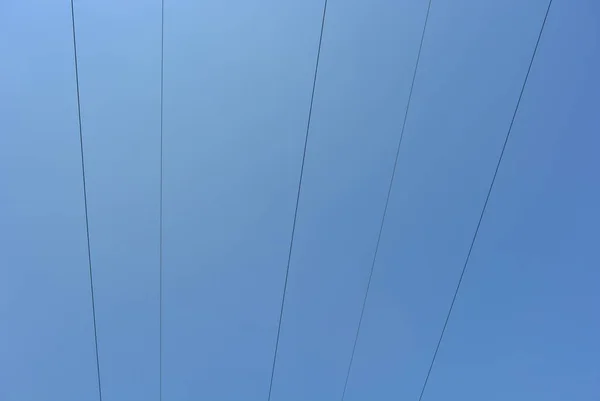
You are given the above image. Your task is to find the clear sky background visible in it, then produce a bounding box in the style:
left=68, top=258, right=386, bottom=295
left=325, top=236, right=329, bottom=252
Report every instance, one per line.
left=1, top=0, right=599, bottom=400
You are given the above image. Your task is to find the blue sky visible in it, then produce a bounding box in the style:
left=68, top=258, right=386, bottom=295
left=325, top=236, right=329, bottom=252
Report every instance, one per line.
left=1, top=0, right=599, bottom=400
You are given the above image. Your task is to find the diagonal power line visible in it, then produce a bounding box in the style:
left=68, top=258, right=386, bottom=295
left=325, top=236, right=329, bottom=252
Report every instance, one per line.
left=159, top=0, right=165, bottom=400
left=266, top=1, right=329, bottom=400
left=69, top=1, right=103, bottom=400
left=416, top=2, right=554, bottom=401
left=340, top=1, right=433, bottom=399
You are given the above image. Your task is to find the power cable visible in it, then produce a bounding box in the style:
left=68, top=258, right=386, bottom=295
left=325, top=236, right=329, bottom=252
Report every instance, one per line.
left=159, top=0, right=165, bottom=400
left=69, top=1, right=103, bottom=400
left=266, top=1, right=329, bottom=400
left=340, top=1, right=433, bottom=399
left=416, top=1, right=553, bottom=400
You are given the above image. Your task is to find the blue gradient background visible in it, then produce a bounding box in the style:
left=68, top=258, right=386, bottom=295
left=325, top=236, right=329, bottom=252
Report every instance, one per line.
left=1, top=0, right=599, bottom=400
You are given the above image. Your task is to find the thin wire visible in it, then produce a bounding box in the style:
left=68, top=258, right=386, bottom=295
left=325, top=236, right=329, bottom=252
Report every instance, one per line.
left=416, top=2, right=553, bottom=401
left=70, top=1, right=103, bottom=400
left=340, top=1, right=433, bottom=399
left=266, top=1, right=328, bottom=400
left=159, top=0, right=165, bottom=400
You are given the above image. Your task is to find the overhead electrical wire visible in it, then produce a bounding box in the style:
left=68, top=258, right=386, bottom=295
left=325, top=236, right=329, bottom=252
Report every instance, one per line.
left=159, top=0, right=165, bottom=400
left=416, top=1, right=553, bottom=400
left=69, top=1, right=103, bottom=400
left=266, top=1, right=329, bottom=400
left=339, top=1, right=433, bottom=400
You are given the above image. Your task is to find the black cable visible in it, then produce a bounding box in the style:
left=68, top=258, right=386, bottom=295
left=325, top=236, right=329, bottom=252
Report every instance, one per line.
left=159, top=0, right=164, bottom=400
left=416, top=2, right=553, bottom=400
left=339, top=1, right=433, bottom=399
left=266, top=1, right=329, bottom=400
left=69, top=1, right=103, bottom=400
